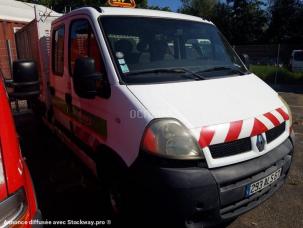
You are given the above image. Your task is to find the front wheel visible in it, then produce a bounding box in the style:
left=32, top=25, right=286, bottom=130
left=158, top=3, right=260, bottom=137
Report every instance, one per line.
left=95, top=152, right=133, bottom=226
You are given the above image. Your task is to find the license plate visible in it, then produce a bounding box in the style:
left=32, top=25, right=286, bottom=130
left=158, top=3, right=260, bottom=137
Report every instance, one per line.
left=245, top=168, right=282, bottom=197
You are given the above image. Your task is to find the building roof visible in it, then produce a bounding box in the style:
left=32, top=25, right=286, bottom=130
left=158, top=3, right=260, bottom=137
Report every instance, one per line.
left=0, top=0, right=60, bottom=23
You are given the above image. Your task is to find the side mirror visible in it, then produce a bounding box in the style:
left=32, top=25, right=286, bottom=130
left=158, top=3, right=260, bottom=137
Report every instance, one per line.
left=73, top=57, right=103, bottom=99
left=12, top=60, right=40, bottom=99
left=240, top=54, right=250, bottom=69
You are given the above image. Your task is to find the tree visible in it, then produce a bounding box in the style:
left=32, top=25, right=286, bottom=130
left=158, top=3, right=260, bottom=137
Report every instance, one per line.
left=229, top=0, right=268, bottom=44
left=136, top=0, right=148, bottom=8
left=267, top=0, right=303, bottom=43
left=212, top=3, right=234, bottom=43
left=179, top=0, right=218, bottom=19
left=148, top=5, right=171, bottom=11
left=180, top=0, right=268, bottom=45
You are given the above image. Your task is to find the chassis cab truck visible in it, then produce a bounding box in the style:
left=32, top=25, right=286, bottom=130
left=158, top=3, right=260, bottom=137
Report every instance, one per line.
left=15, top=6, right=295, bottom=227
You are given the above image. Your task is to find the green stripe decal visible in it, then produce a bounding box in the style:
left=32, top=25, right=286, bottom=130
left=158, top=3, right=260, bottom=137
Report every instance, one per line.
left=52, top=96, right=107, bottom=138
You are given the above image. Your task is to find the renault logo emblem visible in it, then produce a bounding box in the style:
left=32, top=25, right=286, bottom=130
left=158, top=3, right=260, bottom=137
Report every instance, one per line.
left=256, top=135, right=265, bottom=152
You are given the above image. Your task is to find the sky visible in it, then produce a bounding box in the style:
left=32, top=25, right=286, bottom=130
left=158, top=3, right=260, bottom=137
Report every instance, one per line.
left=148, top=0, right=182, bottom=11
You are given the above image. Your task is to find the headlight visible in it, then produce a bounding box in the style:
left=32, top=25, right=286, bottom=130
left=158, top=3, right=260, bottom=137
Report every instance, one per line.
left=279, top=96, right=292, bottom=127
left=0, top=189, right=27, bottom=227
left=141, top=119, right=203, bottom=160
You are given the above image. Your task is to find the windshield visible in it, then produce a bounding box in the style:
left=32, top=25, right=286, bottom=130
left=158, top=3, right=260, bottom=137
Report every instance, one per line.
left=100, top=16, right=248, bottom=84
left=294, top=51, right=303, bottom=61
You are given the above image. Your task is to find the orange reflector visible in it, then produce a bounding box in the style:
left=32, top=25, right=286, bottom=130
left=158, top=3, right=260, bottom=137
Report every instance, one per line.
left=142, top=128, right=157, bottom=153
left=108, top=0, right=136, bottom=8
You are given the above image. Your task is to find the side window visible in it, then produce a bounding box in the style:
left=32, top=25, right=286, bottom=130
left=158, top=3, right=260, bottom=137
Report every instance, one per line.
left=69, top=19, right=105, bottom=76
left=52, top=26, right=65, bottom=76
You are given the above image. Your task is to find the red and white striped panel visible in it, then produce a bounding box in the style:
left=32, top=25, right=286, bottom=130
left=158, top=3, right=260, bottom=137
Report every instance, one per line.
left=198, top=107, right=289, bottom=148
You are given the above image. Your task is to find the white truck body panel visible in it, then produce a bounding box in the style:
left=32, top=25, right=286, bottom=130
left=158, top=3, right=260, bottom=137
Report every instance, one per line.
left=127, top=74, right=282, bottom=129
left=50, top=10, right=154, bottom=167
left=16, top=7, right=291, bottom=169
left=127, top=74, right=290, bottom=168
left=50, top=7, right=290, bottom=168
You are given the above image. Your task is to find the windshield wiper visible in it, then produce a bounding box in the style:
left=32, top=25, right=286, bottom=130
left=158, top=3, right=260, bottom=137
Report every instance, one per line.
left=178, top=68, right=207, bottom=80
left=197, top=66, right=249, bottom=75
left=126, top=68, right=207, bottom=80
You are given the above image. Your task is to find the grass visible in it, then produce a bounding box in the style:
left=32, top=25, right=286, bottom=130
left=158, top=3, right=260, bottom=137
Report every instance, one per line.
left=250, top=65, right=303, bottom=84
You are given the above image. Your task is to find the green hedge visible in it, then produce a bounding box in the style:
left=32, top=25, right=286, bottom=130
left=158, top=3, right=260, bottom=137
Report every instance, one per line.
left=250, top=65, right=303, bottom=84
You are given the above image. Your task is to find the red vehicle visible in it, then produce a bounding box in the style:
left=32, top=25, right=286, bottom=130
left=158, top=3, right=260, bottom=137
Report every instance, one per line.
left=0, top=73, right=41, bottom=227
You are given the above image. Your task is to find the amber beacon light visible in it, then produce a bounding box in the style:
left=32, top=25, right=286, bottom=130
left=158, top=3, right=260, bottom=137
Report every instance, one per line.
left=108, top=0, right=136, bottom=8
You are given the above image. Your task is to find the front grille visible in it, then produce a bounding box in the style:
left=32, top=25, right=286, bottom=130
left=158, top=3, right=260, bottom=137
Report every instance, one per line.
left=209, top=137, right=252, bottom=159
left=266, top=122, right=286, bottom=143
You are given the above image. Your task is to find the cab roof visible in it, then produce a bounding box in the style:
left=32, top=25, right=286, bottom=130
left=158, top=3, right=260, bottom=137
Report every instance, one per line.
left=53, top=6, right=213, bottom=25
left=100, top=7, right=212, bottom=24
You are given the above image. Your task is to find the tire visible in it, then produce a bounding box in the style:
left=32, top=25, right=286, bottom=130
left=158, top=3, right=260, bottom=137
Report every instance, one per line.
left=95, top=148, right=130, bottom=225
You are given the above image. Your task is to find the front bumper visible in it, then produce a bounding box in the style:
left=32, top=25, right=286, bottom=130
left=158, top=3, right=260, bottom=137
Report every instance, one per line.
left=128, top=138, right=294, bottom=226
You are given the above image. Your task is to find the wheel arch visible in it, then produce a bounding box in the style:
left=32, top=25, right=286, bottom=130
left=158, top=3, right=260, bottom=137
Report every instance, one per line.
left=95, top=144, right=129, bottom=181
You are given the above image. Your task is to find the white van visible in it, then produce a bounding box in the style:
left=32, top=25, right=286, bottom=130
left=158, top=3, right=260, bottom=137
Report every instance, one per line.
left=290, top=50, right=303, bottom=72
left=14, top=6, right=295, bottom=227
